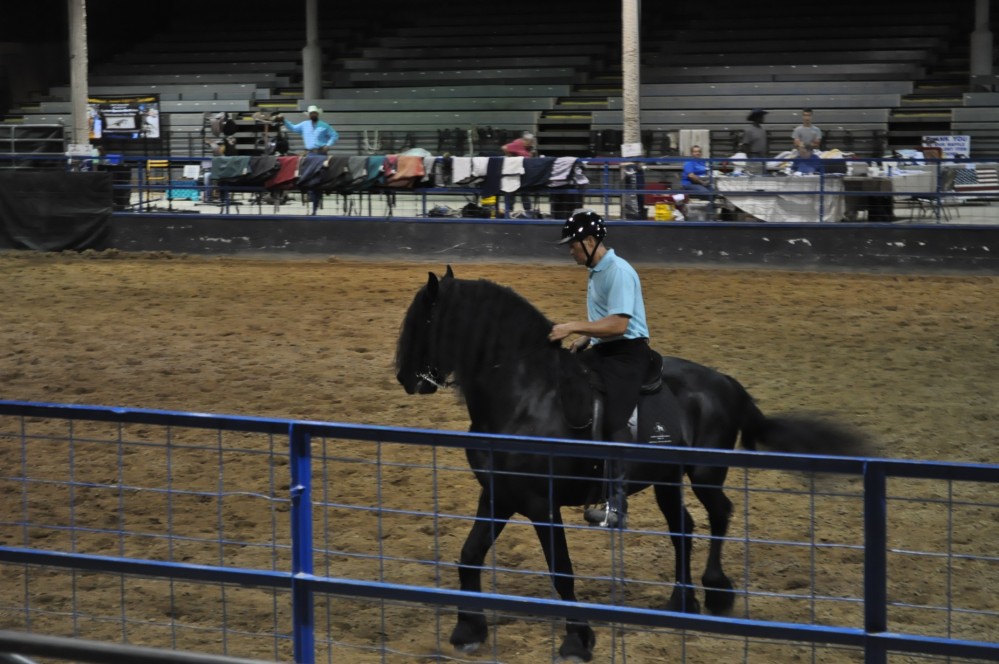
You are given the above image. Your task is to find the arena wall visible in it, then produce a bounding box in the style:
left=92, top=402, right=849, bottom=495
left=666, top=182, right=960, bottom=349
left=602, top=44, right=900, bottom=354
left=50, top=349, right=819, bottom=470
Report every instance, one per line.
left=105, top=214, right=999, bottom=272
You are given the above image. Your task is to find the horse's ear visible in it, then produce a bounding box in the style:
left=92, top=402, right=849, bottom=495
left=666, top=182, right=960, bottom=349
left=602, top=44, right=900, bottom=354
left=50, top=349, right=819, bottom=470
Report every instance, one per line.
left=444, top=265, right=455, bottom=280
left=425, top=271, right=440, bottom=303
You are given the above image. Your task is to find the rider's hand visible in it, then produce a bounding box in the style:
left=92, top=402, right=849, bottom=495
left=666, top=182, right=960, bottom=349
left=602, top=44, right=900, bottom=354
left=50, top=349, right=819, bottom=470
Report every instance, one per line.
left=549, top=323, right=573, bottom=342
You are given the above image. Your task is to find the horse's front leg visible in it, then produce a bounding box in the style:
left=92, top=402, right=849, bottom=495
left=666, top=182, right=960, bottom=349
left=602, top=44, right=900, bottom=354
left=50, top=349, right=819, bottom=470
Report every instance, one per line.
left=528, top=501, right=596, bottom=663
left=654, top=471, right=701, bottom=614
left=450, top=488, right=514, bottom=653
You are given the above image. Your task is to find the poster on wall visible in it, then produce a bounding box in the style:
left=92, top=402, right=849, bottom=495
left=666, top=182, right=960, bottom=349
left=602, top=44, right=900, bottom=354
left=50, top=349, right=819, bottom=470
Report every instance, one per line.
left=88, top=94, right=160, bottom=140
left=921, top=135, right=970, bottom=159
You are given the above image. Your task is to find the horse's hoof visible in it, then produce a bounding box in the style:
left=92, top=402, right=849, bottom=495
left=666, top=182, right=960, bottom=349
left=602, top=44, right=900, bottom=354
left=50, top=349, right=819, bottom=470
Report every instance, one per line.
left=665, top=589, right=701, bottom=614
left=450, top=612, right=488, bottom=652
left=703, top=574, right=736, bottom=614
left=453, top=642, right=481, bottom=654
left=704, top=587, right=736, bottom=615
left=558, top=626, right=595, bottom=663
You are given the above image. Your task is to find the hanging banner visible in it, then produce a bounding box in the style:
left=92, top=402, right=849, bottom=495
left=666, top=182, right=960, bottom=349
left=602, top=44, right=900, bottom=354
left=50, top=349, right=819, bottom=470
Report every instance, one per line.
left=88, top=94, right=161, bottom=140
left=921, top=135, right=970, bottom=159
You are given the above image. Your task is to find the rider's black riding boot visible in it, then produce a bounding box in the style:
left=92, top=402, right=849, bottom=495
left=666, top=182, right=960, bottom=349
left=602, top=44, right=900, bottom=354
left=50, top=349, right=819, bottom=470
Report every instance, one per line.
left=584, top=428, right=631, bottom=529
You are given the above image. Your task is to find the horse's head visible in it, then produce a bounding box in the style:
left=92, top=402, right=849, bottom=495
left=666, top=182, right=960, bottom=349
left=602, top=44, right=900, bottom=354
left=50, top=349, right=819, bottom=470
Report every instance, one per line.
left=395, top=266, right=454, bottom=395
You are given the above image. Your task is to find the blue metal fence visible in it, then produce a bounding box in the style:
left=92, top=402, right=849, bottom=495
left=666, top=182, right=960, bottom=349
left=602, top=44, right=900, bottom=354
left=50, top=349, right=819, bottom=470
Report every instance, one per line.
left=2, top=152, right=982, bottom=224
left=1, top=400, right=997, bottom=663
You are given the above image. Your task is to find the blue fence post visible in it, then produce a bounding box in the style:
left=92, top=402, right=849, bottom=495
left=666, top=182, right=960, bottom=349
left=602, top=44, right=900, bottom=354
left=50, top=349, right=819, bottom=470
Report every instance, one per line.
left=934, top=158, right=944, bottom=222
left=819, top=170, right=826, bottom=222
left=864, top=461, right=888, bottom=664
left=289, top=423, right=315, bottom=664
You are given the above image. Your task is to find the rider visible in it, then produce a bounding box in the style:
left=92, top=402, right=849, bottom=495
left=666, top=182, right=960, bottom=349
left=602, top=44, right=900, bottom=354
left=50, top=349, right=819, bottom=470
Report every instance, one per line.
left=548, top=209, right=652, bottom=528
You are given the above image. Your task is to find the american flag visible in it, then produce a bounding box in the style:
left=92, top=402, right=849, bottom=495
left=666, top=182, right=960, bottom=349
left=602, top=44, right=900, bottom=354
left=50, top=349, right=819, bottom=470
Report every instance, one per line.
left=953, top=167, right=999, bottom=194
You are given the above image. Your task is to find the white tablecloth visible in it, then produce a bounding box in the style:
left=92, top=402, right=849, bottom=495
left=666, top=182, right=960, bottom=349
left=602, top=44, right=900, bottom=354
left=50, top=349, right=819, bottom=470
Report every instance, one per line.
left=887, top=169, right=937, bottom=194
left=715, top=175, right=845, bottom=222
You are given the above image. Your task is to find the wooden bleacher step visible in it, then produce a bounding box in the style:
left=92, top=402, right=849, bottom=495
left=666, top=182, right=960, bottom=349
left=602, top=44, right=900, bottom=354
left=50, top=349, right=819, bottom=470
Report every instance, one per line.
left=540, top=110, right=591, bottom=123
left=556, top=97, right=609, bottom=110
left=884, top=48, right=968, bottom=150
left=888, top=108, right=953, bottom=150
left=537, top=87, right=615, bottom=156
left=914, top=82, right=969, bottom=96
left=900, top=94, right=963, bottom=108
left=255, top=100, right=299, bottom=113
left=574, top=88, right=622, bottom=97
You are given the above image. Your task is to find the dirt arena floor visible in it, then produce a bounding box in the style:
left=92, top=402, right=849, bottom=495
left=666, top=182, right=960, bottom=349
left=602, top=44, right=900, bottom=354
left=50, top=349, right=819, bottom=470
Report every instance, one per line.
left=0, top=250, right=996, bottom=663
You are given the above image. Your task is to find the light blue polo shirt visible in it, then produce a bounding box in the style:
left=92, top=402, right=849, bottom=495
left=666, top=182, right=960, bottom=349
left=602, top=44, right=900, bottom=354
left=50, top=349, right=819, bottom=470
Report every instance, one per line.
left=283, top=118, right=339, bottom=150
left=587, top=248, right=649, bottom=343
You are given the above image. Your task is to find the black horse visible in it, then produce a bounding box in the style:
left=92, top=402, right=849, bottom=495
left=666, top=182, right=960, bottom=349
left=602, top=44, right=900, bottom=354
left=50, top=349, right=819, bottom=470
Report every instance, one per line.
left=395, top=267, right=867, bottom=662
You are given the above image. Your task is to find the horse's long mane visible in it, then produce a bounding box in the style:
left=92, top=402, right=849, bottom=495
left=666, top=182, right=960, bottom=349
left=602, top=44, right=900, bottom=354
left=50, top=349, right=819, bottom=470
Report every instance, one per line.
left=435, top=277, right=555, bottom=382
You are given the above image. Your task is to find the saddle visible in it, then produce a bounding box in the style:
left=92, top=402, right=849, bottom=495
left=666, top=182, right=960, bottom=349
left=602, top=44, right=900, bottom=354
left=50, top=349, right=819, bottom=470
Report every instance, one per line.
left=557, top=349, right=667, bottom=433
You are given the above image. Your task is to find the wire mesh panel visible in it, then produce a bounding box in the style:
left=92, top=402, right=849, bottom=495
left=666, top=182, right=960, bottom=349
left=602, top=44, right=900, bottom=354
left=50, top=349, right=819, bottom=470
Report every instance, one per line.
left=1, top=403, right=997, bottom=664
left=0, top=414, right=294, bottom=661
left=886, top=477, right=999, bottom=644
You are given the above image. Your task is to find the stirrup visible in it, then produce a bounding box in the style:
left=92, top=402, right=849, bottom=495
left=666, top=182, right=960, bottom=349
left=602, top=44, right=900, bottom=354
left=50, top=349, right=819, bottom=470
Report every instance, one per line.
left=583, top=503, right=626, bottom=529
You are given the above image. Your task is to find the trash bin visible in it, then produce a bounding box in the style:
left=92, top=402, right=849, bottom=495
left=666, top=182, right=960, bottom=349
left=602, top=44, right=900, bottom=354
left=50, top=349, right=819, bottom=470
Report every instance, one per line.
left=101, top=163, right=132, bottom=210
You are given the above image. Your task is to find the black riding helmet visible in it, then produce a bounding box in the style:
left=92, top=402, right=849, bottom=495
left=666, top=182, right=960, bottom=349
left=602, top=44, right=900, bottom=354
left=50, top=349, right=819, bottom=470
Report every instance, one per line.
left=558, top=209, right=606, bottom=267
left=558, top=209, right=607, bottom=245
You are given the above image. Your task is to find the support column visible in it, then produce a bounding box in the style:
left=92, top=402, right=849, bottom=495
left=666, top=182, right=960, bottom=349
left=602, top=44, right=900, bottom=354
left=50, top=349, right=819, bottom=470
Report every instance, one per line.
left=969, top=0, right=994, bottom=89
left=621, top=0, right=641, bottom=155
left=302, top=0, right=323, bottom=104
left=68, top=0, right=89, bottom=150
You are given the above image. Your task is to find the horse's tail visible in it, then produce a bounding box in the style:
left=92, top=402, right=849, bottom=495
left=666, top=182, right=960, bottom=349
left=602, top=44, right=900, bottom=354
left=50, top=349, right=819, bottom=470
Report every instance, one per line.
left=737, top=381, right=870, bottom=457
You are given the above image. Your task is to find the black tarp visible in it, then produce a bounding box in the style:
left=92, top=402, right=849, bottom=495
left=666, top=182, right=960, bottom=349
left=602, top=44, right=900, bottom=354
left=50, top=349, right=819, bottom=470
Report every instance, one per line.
left=0, top=171, right=112, bottom=251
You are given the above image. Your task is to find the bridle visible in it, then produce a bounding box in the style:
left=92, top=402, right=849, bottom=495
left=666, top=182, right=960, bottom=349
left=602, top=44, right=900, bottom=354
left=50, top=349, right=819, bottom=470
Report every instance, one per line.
left=417, top=368, right=454, bottom=390
left=414, top=305, right=456, bottom=390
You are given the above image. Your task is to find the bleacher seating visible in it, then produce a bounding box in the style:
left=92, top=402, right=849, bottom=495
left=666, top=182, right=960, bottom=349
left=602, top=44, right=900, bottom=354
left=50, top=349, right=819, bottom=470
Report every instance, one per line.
left=620, top=0, right=992, bottom=157
left=2, top=0, right=995, bottom=160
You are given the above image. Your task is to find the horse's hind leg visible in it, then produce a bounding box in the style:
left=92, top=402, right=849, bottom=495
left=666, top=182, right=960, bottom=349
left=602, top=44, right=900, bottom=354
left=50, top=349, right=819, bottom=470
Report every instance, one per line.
left=450, top=489, right=514, bottom=653
left=653, top=473, right=701, bottom=614
left=688, top=465, right=736, bottom=614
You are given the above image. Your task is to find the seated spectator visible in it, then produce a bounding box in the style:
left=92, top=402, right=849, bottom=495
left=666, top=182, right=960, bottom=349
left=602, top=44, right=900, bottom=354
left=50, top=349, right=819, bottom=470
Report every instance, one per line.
left=680, top=145, right=716, bottom=218
left=681, top=145, right=712, bottom=193
left=792, top=145, right=823, bottom=175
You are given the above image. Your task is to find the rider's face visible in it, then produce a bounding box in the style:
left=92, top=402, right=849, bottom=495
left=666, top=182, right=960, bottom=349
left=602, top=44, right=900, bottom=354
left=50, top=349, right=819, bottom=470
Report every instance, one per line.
left=568, top=238, right=594, bottom=265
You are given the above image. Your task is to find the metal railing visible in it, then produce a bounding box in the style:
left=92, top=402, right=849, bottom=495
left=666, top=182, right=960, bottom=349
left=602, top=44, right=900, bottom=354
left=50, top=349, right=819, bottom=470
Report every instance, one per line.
left=1, top=400, right=997, bottom=663
left=3, top=150, right=995, bottom=224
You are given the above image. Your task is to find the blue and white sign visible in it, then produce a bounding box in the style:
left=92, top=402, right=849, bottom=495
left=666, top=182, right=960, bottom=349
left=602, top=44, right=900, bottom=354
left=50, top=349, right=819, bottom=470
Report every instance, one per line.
left=921, top=135, right=970, bottom=159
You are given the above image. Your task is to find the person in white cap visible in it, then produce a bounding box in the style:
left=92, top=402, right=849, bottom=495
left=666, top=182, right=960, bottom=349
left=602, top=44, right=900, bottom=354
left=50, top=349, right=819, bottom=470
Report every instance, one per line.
left=278, top=105, right=339, bottom=154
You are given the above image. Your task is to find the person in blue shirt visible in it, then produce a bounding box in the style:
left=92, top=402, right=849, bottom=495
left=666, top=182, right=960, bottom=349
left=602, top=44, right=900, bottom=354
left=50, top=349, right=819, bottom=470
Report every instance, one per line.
left=681, top=144, right=712, bottom=193
left=275, top=105, right=339, bottom=212
left=549, top=210, right=652, bottom=528
left=792, top=145, right=824, bottom=175
left=280, top=105, right=339, bottom=154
